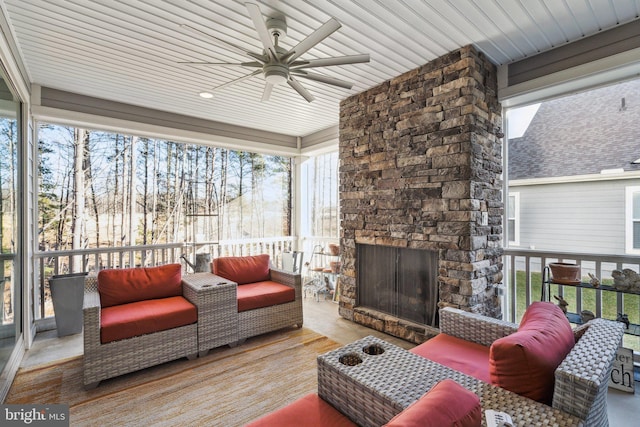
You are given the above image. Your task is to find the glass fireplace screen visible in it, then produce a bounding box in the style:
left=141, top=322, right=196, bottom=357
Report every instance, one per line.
left=357, top=244, right=438, bottom=326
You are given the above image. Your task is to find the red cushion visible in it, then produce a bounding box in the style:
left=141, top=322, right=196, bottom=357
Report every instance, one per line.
left=98, top=264, right=183, bottom=307
left=100, top=296, right=197, bottom=344
left=384, top=379, right=481, bottom=427
left=489, top=301, right=575, bottom=404
left=212, top=255, right=271, bottom=285
left=411, top=334, right=491, bottom=383
left=245, top=393, right=357, bottom=427
left=236, top=281, right=295, bottom=312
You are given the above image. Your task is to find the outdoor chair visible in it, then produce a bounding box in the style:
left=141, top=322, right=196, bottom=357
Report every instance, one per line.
left=211, top=254, right=303, bottom=342
left=82, top=264, right=198, bottom=389
left=412, top=303, right=625, bottom=426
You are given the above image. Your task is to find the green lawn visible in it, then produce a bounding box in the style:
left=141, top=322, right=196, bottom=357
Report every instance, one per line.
left=512, top=271, right=640, bottom=351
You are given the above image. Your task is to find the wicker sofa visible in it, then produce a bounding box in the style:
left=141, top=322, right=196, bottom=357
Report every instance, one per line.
left=82, top=264, right=198, bottom=389
left=211, top=254, right=303, bottom=343
left=413, top=304, right=625, bottom=426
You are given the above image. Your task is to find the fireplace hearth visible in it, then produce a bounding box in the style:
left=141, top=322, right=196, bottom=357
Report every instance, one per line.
left=338, top=45, right=503, bottom=344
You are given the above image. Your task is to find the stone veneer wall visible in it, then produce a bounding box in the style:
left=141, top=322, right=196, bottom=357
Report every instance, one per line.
left=338, top=45, right=503, bottom=344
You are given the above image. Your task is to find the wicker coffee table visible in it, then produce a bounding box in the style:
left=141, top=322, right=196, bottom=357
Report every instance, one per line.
left=182, top=272, right=238, bottom=356
left=317, top=336, right=583, bottom=427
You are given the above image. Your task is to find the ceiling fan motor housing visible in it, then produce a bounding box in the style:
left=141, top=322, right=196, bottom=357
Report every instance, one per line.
left=264, top=64, right=289, bottom=85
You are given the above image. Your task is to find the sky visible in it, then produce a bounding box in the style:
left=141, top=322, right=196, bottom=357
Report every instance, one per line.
left=506, top=103, right=540, bottom=139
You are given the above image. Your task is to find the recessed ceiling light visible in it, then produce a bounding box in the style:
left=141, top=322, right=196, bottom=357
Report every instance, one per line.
left=199, top=92, right=213, bottom=99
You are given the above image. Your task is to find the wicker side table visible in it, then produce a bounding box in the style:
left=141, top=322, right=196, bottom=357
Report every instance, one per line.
left=182, top=272, right=238, bottom=357
left=317, top=336, right=583, bottom=427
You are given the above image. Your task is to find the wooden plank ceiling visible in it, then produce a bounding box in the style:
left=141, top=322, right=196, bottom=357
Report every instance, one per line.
left=2, top=0, right=639, bottom=137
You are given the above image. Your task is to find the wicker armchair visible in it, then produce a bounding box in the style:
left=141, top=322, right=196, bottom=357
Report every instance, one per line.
left=438, top=307, right=625, bottom=426
left=211, top=254, right=303, bottom=343
left=82, top=275, right=198, bottom=389
left=237, top=267, right=303, bottom=341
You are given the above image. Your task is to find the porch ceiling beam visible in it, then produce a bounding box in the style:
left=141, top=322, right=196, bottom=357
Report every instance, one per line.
left=31, top=85, right=340, bottom=156
left=31, top=104, right=301, bottom=157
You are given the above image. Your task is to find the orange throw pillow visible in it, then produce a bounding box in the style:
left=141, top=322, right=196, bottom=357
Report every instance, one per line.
left=212, top=254, right=271, bottom=285
left=384, top=379, right=481, bottom=427
left=489, top=301, right=575, bottom=404
left=98, top=263, right=183, bottom=307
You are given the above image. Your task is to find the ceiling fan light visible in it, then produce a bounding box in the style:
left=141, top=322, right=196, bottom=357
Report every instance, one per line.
left=265, top=73, right=287, bottom=85
left=264, top=64, right=289, bottom=85
left=199, top=91, right=214, bottom=99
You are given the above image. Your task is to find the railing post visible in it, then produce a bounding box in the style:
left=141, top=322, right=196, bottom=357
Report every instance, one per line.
left=595, top=260, right=603, bottom=318
left=39, top=257, right=45, bottom=319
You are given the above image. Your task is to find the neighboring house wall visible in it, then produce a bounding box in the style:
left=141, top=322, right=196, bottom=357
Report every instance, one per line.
left=507, top=78, right=640, bottom=258
left=510, top=177, right=640, bottom=255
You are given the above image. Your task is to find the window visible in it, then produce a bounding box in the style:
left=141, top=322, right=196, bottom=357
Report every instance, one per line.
left=507, top=192, right=520, bottom=246
left=625, top=186, right=640, bottom=254
left=0, top=72, right=21, bottom=375
left=37, top=124, right=293, bottom=250
left=301, top=151, right=339, bottom=238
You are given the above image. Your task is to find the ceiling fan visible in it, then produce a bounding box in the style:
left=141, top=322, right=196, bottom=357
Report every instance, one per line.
left=180, top=2, right=370, bottom=103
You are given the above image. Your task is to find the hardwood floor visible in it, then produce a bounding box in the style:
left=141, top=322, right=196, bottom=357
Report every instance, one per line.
left=302, top=296, right=413, bottom=349
left=19, top=297, right=640, bottom=426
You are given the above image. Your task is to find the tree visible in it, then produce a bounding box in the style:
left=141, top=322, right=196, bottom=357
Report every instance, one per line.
left=0, top=117, right=18, bottom=254
left=269, top=155, right=292, bottom=236
left=37, top=131, right=58, bottom=251
left=71, top=128, right=88, bottom=271
left=37, top=124, right=294, bottom=254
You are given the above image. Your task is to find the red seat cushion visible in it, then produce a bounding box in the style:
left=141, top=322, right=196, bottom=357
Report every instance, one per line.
left=212, top=254, right=271, bottom=285
left=489, top=301, right=575, bottom=404
left=384, top=379, right=481, bottom=427
left=245, top=393, right=357, bottom=427
left=100, top=296, right=197, bottom=344
left=410, top=333, right=491, bottom=383
left=98, top=264, right=183, bottom=307
left=236, top=281, right=295, bottom=312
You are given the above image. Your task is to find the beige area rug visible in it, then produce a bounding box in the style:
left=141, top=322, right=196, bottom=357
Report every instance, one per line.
left=6, top=327, right=340, bottom=426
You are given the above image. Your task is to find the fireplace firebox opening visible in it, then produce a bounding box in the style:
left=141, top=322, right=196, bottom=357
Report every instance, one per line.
left=357, top=244, right=438, bottom=327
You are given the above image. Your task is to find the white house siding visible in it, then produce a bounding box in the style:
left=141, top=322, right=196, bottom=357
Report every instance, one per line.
left=509, top=178, right=640, bottom=256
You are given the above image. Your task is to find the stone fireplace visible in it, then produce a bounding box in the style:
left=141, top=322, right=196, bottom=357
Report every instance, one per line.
left=338, top=45, right=503, bottom=344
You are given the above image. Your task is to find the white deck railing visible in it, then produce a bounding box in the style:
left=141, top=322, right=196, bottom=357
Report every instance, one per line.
left=503, top=249, right=640, bottom=335
left=504, top=248, right=640, bottom=358
left=38, top=244, right=635, bottom=342
left=34, top=236, right=297, bottom=320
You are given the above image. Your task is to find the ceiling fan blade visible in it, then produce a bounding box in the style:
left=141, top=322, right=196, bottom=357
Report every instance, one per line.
left=211, top=69, right=262, bottom=91
left=291, top=71, right=353, bottom=89
left=286, top=18, right=342, bottom=62
left=178, top=61, right=263, bottom=67
left=290, top=54, right=370, bottom=69
left=245, top=2, right=277, bottom=60
left=261, top=82, right=274, bottom=102
left=287, top=77, right=315, bottom=103
left=180, top=23, right=266, bottom=61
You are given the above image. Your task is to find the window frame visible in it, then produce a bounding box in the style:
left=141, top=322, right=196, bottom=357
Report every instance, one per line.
left=507, top=192, right=520, bottom=246
left=625, top=186, right=640, bottom=254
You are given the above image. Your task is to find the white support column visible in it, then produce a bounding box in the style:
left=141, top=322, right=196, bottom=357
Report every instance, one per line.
left=292, top=137, right=306, bottom=252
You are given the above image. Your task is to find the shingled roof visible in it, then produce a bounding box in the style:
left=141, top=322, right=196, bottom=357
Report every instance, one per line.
left=508, top=79, right=640, bottom=180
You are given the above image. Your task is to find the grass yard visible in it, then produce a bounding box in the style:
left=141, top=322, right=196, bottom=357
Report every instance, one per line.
left=512, top=271, right=640, bottom=351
